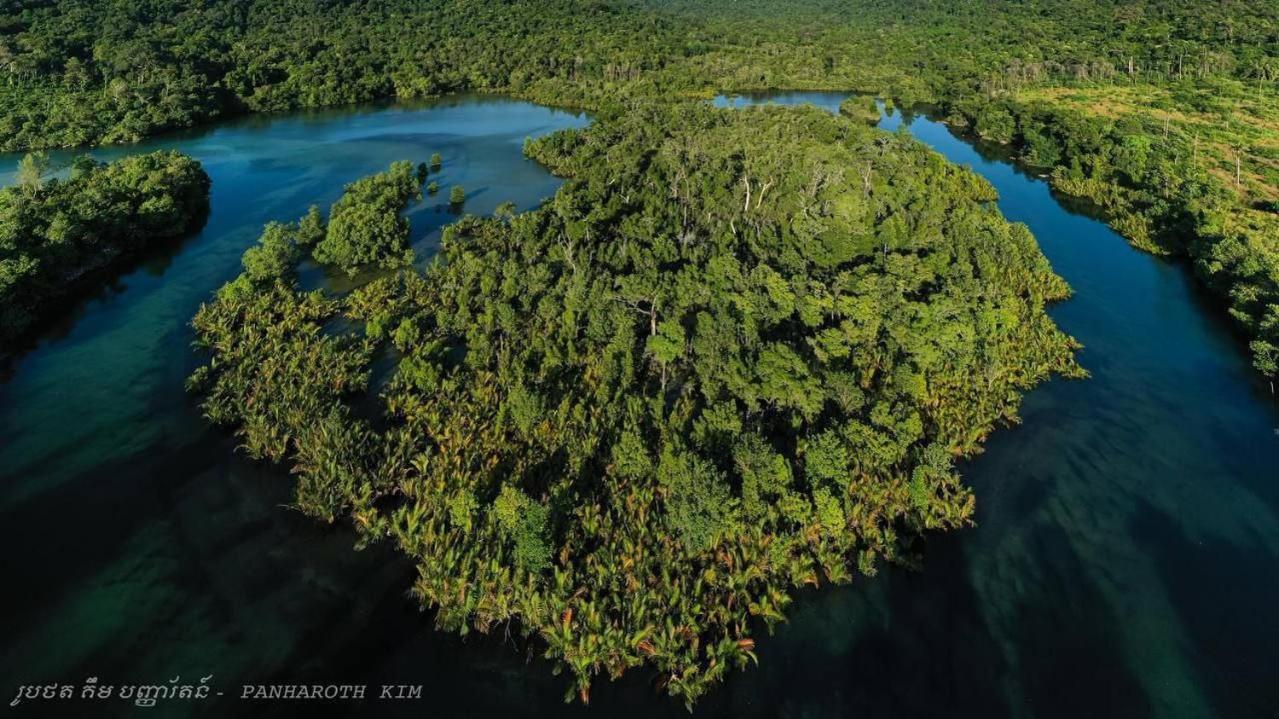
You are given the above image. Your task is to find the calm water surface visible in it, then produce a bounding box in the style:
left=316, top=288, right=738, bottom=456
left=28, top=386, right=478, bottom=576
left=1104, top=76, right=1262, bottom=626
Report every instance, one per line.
left=2, top=92, right=1277, bottom=718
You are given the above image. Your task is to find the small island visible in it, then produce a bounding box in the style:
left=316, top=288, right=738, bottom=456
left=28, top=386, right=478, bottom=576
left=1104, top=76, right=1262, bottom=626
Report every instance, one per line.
left=0, top=0, right=1275, bottom=714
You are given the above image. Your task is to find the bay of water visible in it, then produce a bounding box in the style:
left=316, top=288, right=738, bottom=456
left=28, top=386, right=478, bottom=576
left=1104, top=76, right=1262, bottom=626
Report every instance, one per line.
left=2, top=91, right=1277, bottom=718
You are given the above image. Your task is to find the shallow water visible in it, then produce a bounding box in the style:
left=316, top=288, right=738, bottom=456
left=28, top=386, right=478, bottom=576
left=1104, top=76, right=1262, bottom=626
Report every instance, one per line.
left=3, top=92, right=1277, bottom=718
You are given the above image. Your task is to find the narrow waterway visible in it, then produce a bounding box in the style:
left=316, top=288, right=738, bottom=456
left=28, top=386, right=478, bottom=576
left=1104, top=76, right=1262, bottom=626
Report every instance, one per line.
left=2, top=92, right=1276, bottom=718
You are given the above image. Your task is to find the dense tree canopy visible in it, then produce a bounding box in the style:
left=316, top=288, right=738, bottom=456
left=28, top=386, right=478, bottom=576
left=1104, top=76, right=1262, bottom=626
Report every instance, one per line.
left=189, top=104, right=1082, bottom=704
left=1, top=0, right=1274, bottom=152
left=2, top=0, right=1275, bottom=377
left=312, top=160, right=424, bottom=275
left=0, top=150, right=209, bottom=347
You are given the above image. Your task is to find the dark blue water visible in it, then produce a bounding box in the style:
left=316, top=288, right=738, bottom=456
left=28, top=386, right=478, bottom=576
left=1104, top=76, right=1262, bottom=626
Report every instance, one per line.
left=2, top=92, right=1277, bottom=718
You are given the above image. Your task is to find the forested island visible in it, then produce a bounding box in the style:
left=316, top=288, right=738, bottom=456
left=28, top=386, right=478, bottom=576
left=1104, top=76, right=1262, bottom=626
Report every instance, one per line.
left=188, top=104, right=1083, bottom=703
left=0, top=151, right=209, bottom=348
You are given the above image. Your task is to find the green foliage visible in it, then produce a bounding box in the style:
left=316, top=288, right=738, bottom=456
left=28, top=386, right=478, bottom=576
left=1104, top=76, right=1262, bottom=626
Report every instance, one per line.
left=449, top=185, right=466, bottom=205
left=190, top=103, right=1082, bottom=705
left=448, top=490, right=479, bottom=532
left=2, top=0, right=1273, bottom=380
left=839, top=97, right=881, bottom=125
left=296, top=205, right=325, bottom=248
left=942, top=91, right=1279, bottom=377
left=505, top=382, right=545, bottom=437
left=802, top=429, right=848, bottom=491
left=241, top=222, right=301, bottom=285
left=15, top=152, right=48, bottom=190
left=3, top=0, right=1273, bottom=155
left=975, top=104, right=1016, bottom=143
left=612, top=428, right=652, bottom=479
left=1021, top=127, right=1061, bottom=167
left=0, top=150, right=209, bottom=345
left=733, top=435, right=792, bottom=519
left=313, top=161, right=422, bottom=275
left=658, top=446, right=737, bottom=551
left=493, top=485, right=552, bottom=571
left=10, top=0, right=1277, bottom=701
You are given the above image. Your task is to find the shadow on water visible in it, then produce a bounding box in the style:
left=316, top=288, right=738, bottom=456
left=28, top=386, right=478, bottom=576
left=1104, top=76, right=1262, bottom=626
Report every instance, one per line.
left=707, top=538, right=1016, bottom=719
left=0, top=434, right=217, bottom=645
left=997, top=524, right=1154, bottom=719
left=0, top=213, right=210, bottom=377
left=1134, top=500, right=1279, bottom=718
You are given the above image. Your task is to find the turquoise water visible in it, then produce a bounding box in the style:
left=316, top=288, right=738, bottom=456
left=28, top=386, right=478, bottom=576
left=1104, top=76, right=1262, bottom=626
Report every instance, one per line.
left=2, top=92, right=1277, bottom=718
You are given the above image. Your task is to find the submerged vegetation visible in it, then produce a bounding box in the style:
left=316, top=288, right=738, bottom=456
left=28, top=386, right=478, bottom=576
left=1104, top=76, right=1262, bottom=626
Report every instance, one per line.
left=0, top=151, right=209, bottom=347
left=189, top=104, right=1082, bottom=703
